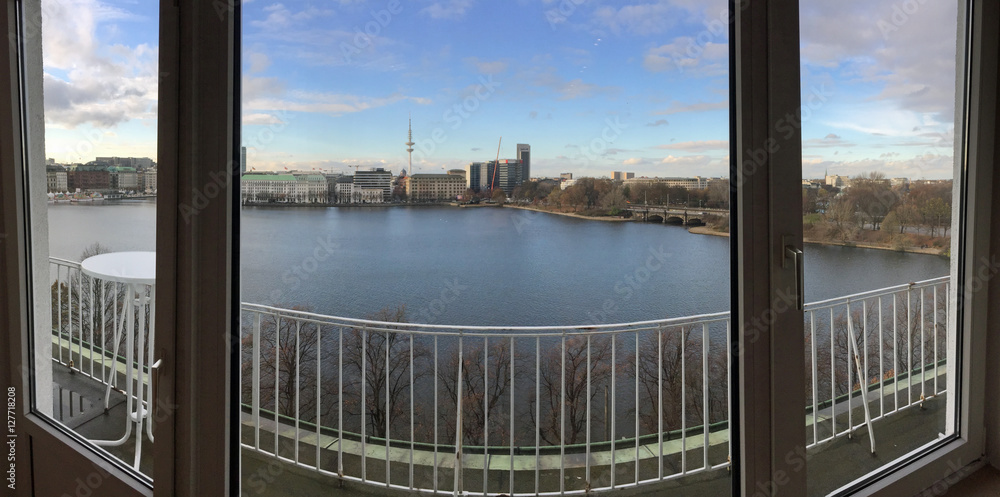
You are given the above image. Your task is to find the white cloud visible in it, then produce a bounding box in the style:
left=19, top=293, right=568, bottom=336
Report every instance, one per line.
left=246, top=52, right=271, bottom=74
left=251, top=3, right=333, bottom=29
left=591, top=2, right=677, bottom=36
left=644, top=39, right=726, bottom=75
left=41, top=0, right=158, bottom=129
left=422, top=0, right=474, bottom=20
left=656, top=140, right=727, bottom=152
left=799, top=0, right=959, bottom=118
left=243, top=113, right=286, bottom=125
left=464, top=57, right=508, bottom=75
left=246, top=90, right=430, bottom=116
left=806, top=153, right=954, bottom=180
left=653, top=100, right=727, bottom=115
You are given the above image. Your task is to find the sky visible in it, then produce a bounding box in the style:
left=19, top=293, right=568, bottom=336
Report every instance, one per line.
left=41, top=0, right=959, bottom=179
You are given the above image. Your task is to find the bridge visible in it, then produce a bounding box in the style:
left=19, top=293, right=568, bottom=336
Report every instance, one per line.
left=625, top=206, right=729, bottom=226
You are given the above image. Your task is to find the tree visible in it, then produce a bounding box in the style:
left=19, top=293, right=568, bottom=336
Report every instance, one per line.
left=922, top=197, right=951, bottom=237
left=598, top=185, right=627, bottom=212
left=529, top=335, right=613, bottom=445
left=708, top=180, right=730, bottom=209
left=342, top=305, right=430, bottom=439
left=438, top=339, right=513, bottom=446
left=825, top=195, right=860, bottom=242
left=849, top=171, right=897, bottom=230
left=490, top=188, right=507, bottom=205
left=241, top=306, right=332, bottom=423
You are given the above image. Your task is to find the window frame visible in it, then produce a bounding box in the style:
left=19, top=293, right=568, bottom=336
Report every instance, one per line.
left=0, top=0, right=238, bottom=495
left=733, top=0, right=1000, bottom=495
left=1, top=0, right=997, bottom=496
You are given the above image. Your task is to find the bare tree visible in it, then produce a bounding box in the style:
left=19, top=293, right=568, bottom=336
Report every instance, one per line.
left=437, top=338, right=513, bottom=446
left=342, top=305, right=429, bottom=439
left=241, top=307, right=333, bottom=424
left=528, top=335, right=613, bottom=445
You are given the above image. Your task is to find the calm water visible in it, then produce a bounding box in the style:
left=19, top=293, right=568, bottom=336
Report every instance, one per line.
left=46, top=202, right=950, bottom=326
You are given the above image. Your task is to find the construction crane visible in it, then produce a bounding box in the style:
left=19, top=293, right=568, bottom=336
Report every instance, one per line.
left=490, top=137, right=502, bottom=191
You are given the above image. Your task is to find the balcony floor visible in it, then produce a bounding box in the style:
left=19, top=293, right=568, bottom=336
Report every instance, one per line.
left=52, top=364, right=154, bottom=477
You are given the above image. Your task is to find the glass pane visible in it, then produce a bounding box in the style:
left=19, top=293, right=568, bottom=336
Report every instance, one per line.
left=798, top=1, right=962, bottom=494
left=239, top=1, right=732, bottom=495
left=24, top=0, right=159, bottom=480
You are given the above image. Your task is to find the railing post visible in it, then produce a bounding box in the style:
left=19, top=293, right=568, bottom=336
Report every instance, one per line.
left=252, top=312, right=261, bottom=450
left=454, top=332, right=464, bottom=496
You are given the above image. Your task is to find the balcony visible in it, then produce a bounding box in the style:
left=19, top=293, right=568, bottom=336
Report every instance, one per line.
left=46, top=257, right=949, bottom=495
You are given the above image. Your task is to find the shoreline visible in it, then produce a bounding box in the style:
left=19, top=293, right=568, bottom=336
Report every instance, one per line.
left=687, top=226, right=946, bottom=256
left=503, top=205, right=633, bottom=222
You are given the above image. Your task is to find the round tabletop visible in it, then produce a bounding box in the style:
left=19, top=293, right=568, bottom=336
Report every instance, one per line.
left=80, top=251, right=156, bottom=285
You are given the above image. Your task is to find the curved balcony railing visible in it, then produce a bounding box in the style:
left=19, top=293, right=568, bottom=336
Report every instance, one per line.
left=46, top=257, right=950, bottom=495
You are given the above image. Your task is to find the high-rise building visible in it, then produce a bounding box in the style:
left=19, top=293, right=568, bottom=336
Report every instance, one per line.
left=465, top=162, right=489, bottom=191
left=354, top=168, right=393, bottom=201
left=517, top=144, right=530, bottom=181
left=560, top=172, right=573, bottom=180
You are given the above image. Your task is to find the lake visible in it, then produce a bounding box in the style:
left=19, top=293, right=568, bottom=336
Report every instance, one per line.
left=45, top=201, right=950, bottom=326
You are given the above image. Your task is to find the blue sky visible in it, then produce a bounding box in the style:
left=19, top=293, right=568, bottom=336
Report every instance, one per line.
left=42, top=0, right=958, bottom=179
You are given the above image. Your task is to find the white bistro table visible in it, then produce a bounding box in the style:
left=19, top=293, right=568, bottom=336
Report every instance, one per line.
left=80, top=251, right=156, bottom=469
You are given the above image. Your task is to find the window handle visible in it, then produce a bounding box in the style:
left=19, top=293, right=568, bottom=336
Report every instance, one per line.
left=784, top=244, right=805, bottom=311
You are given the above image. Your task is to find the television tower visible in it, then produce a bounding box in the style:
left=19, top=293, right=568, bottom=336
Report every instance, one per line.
left=405, top=115, right=416, bottom=175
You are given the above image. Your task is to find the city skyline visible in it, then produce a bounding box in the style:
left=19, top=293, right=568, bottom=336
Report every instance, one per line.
left=42, top=0, right=958, bottom=180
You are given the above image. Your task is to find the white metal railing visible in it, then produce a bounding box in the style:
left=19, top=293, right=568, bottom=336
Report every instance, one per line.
left=49, top=258, right=155, bottom=434
left=47, top=257, right=950, bottom=495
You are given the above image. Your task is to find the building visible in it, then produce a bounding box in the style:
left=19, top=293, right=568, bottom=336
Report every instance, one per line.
left=240, top=146, right=247, bottom=175
left=143, top=168, right=158, bottom=193
left=324, top=173, right=343, bottom=198
left=241, top=173, right=327, bottom=203
left=45, top=165, right=67, bottom=192
left=96, top=156, right=154, bottom=169
left=108, top=166, right=139, bottom=191
left=612, top=171, right=636, bottom=181
left=825, top=174, right=851, bottom=188
left=293, top=173, right=328, bottom=203
left=517, top=143, right=530, bottom=182
left=335, top=176, right=355, bottom=203
left=560, top=172, right=573, bottom=180
left=406, top=173, right=466, bottom=201
left=241, top=174, right=302, bottom=202
left=67, top=164, right=110, bottom=191
left=447, top=169, right=466, bottom=181
left=623, top=176, right=710, bottom=190
left=465, top=162, right=490, bottom=191
left=354, top=168, right=393, bottom=202
left=561, top=178, right=578, bottom=190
